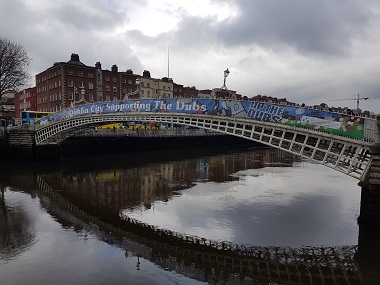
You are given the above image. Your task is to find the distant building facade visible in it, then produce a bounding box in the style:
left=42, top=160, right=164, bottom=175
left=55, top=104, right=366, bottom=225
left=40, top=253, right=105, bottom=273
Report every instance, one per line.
left=14, top=87, right=37, bottom=117
left=0, top=93, right=15, bottom=118
left=14, top=53, right=193, bottom=118
left=14, top=53, right=142, bottom=116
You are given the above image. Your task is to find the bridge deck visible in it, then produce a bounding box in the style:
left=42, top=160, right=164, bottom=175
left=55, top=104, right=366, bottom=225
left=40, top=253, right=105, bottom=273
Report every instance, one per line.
left=75, top=128, right=223, bottom=139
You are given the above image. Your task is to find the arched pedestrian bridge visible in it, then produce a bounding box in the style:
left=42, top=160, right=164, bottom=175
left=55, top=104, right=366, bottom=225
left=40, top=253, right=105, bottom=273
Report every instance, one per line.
left=26, top=99, right=380, bottom=180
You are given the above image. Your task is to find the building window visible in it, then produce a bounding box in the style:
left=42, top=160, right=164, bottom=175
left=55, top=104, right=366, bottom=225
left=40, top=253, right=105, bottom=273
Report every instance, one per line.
left=68, top=91, right=73, bottom=100
left=89, top=93, right=93, bottom=102
left=147, top=83, right=150, bottom=88
left=106, top=95, right=110, bottom=101
left=113, top=86, right=117, bottom=93
left=88, top=82, right=94, bottom=89
left=128, top=79, right=132, bottom=84
left=78, top=81, right=84, bottom=88
left=68, top=80, right=73, bottom=87
left=88, top=73, right=94, bottom=78
left=68, top=70, right=73, bottom=75
left=105, top=85, right=110, bottom=92
left=122, top=79, right=126, bottom=83
left=105, top=76, right=110, bottom=81
left=122, top=88, right=126, bottom=94
left=78, top=71, right=83, bottom=76
left=128, top=88, right=132, bottom=93
left=112, top=77, right=117, bottom=82
left=140, top=90, right=144, bottom=95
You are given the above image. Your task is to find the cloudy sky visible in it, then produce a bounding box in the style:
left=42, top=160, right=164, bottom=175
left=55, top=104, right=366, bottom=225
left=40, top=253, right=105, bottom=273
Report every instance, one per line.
left=1, top=0, right=379, bottom=113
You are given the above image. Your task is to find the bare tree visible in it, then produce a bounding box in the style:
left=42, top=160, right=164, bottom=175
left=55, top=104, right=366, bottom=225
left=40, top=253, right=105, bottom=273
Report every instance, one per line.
left=0, top=38, right=31, bottom=98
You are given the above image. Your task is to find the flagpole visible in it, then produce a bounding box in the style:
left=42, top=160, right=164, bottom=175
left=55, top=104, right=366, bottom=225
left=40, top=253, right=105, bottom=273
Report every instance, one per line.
left=167, top=46, right=170, bottom=78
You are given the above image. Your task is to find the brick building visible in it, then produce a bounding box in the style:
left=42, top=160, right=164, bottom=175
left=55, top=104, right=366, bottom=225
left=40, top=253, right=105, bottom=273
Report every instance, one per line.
left=13, top=53, right=204, bottom=119
left=14, top=87, right=37, bottom=117
left=14, top=53, right=140, bottom=116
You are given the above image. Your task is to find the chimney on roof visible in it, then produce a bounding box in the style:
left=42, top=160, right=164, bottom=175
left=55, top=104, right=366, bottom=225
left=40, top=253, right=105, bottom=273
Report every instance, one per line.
left=71, top=53, right=80, bottom=62
left=126, top=69, right=133, bottom=74
left=95, top=62, right=102, bottom=69
left=112, top=64, right=118, bottom=73
left=143, top=70, right=151, bottom=78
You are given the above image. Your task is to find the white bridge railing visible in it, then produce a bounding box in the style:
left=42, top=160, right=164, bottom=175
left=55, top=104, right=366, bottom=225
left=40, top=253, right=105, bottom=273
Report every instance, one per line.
left=33, top=112, right=375, bottom=180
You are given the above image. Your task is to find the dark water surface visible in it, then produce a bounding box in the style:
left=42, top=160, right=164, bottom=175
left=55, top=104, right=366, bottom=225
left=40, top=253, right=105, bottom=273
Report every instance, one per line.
left=1, top=145, right=380, bottom=284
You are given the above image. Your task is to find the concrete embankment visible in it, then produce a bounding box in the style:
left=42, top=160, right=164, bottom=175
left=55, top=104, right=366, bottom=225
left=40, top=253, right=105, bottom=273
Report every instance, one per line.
left=2, top=133, right=261, bottom=161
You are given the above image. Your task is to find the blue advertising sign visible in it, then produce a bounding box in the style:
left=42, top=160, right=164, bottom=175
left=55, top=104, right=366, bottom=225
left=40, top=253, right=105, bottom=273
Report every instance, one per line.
left=37, top=99, right=365, bottom=140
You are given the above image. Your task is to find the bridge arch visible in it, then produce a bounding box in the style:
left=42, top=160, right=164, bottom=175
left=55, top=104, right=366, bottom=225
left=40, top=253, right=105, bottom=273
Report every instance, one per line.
left=28, top=99, right=378, bottom=179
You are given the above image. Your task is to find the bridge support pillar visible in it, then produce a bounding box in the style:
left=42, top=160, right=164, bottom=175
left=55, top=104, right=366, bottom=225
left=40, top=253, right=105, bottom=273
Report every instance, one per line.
left=358, top=144, right=380, bottom=229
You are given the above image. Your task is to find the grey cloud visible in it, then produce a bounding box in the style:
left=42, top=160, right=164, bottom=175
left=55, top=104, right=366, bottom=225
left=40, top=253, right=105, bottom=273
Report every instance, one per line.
left=50, top=2, right=125, bottom=32
left=172, top=0, right=374, bottom=57
left=171, top=16, right=218, bottom=51
left=223, top=0, right=371, bottom=55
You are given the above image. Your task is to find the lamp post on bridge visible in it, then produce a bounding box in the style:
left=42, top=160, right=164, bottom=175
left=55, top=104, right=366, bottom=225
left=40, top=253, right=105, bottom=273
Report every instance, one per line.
left=71, top=86, right=85, bottom=107
left=71, top=86, right=78, bottom=107
left=80, top=87, right=85, bottom=102
left=124, top=76, right=140, bottom=100
left=221, top=68, right=230, bottom=90
left=135, top=77, right=140, bottom=96
left=211, top=68, right=236, bottom=99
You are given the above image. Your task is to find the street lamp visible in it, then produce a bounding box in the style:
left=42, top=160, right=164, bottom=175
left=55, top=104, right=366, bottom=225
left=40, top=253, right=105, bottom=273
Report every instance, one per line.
left=79, top=87, right=85, bottom=103
left=123, top=77, right=140, bottom=100
left=135, top=77, right=140, bottom=95
left=71, top=86, right=78, bottom=107
left=222, top=68, right=230, bottom=90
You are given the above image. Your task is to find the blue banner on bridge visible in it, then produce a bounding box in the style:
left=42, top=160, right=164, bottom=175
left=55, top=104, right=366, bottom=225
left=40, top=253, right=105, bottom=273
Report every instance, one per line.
left=37, top=99, right=365, bottom=140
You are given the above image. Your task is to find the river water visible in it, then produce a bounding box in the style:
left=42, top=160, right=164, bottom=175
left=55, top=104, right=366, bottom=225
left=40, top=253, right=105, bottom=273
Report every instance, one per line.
left=0, top=144, right=379, bottom=285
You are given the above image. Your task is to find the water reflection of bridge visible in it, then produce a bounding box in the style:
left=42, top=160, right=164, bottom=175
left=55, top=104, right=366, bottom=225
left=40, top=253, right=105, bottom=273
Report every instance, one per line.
left=42, top=149, right=296, bottom=212
left=34, top=174, right=368, bottom=285
left=3, top=143, right=378, bottom=284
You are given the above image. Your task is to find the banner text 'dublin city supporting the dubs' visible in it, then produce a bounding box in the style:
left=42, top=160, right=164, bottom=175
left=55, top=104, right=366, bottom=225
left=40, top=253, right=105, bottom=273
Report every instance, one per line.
left=38, top=99, right=366, bottom=140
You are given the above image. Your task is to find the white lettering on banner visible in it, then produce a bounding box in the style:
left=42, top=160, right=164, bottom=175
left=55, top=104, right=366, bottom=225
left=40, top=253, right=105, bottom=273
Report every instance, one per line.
left=247, top=102, right=284, bottom=123
left=176, top=101, right=206, bottom=112
left=301, top=116, right=342, bottom=129
left=61, top=107, right=89, bottom=119
left=91, top=105, right=104, bottom=113
left=154, top=101, right=172, bottom=110
left=105, top=102, right=151, bottom=112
